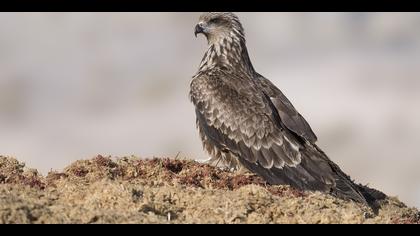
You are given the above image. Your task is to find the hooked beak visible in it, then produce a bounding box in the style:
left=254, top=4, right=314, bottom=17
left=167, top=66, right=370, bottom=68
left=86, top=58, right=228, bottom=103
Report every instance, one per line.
left=194, top=24, right=204, bottom=37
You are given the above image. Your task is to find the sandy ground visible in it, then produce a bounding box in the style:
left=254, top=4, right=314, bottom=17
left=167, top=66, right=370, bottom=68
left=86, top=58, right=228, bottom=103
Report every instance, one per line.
left=0, top=155, right=419, bottom=224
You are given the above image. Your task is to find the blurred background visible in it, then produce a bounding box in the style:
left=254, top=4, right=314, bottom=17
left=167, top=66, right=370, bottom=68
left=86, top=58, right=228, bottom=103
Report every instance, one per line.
left=0, top=12, right=419, bottom=208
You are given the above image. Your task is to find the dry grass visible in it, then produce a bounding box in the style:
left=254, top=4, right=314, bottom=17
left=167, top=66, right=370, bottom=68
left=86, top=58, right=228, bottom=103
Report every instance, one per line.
left=0, top=155, right=418, bottom=224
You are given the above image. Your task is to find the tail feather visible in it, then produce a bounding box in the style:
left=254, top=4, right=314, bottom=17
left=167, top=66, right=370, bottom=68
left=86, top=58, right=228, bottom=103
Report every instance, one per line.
left=238, top=143, right=386, bottom=211
left=313, top=145, right=387, bottom=210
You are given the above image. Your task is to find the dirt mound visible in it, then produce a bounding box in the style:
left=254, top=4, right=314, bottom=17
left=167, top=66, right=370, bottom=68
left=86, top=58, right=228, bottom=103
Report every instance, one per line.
left=0, top=155, right=418, bottom=224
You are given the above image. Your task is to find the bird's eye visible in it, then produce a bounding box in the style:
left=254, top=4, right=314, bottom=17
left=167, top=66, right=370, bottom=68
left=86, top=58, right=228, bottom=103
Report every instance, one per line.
left=209, top=18, right=221, bottom=24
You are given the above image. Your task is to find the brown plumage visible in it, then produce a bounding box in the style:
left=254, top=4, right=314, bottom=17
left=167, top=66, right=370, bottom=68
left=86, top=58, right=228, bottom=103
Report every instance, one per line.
left=190, top=12, right=385, bottom=209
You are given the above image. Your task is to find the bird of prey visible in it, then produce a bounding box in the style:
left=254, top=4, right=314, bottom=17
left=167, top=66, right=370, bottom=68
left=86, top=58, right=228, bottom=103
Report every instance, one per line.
left=190, top=12, right=386, bottom=208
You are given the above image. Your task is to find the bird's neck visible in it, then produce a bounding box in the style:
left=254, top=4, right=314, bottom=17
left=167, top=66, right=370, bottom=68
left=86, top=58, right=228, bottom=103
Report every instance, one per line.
left=198, top=35, right=256, bottom=76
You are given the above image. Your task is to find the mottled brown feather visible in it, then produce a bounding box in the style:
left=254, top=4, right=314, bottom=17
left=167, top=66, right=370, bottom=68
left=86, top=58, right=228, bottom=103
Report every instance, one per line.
left=190, top=12, right=385, bottom=209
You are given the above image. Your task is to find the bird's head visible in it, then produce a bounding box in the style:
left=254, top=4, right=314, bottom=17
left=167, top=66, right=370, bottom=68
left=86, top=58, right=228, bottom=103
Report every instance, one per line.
left=194, top=12, right=244, bottom=44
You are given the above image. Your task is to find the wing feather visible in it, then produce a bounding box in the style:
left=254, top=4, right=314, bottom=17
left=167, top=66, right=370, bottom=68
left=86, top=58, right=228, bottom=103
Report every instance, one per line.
left=190, top=70, right=302, bottom=170
left=254, top=73, right=318, bottom=143
left=191, top=70, right=374, bottom=207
